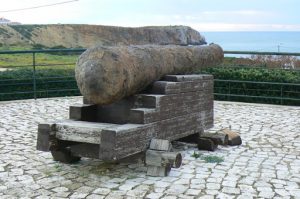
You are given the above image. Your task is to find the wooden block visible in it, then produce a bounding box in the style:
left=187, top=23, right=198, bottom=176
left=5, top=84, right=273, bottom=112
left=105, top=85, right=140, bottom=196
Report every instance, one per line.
left=198, top=138, right=218, bottom=151
left=145, top=150, right=182, bottom=168
left=219, top=128, right=242, bottom=146
left=51, top=149, right=81, bottom=163
left=69, top=143, right=99, bottom=159
left=200, top=133, right=228, bottom=145
left=149, top=139, right=171, bottom=151
left=134, top=95, right=158, bottom=108
left=177, top=133, right=200, bottom=144
left=129, top=108, right=155, bottom=124
left=228, top=137, right=242, bottom=146
left=163, top=74, right=213, bottom=82
left=147, top=76, right=213, bottom=95
left=146, top=165, right=171, bottom=177
left=130, top=94, right=213, bottom=124
left=55, top=120, right=118, bottom=144
left=36, top=123, right=56, bottom=151
left=99, top=129, right=117, bottom=161
left=69, top=104, right=97, bottom=121
left=49, top=139, right=81, bottom=163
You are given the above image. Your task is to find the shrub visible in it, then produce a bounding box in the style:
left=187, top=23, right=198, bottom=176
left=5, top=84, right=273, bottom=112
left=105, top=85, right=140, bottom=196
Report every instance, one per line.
left=0, top=68, right=80, bottom=101
left=222, top=55, right=300, bottom=69
left=197, top=67, right=300, bottom=105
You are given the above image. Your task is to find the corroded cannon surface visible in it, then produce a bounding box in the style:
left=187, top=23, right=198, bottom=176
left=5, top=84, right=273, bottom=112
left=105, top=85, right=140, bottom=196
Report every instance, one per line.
left=76, top=44, right=223, bottom=105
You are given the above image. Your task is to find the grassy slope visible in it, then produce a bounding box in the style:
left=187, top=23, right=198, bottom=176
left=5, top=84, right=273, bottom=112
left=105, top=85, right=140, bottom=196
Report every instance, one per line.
left=0, top=46, right=79, bottom=69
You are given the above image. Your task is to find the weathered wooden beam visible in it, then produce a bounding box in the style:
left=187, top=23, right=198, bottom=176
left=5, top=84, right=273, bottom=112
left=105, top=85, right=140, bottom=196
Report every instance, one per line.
left=49, top=139, right=81, bottom=163
left=146, top=165, right=171, bottom=177
left=200, top=133, right=228, bottom=145
left=37, top=74, right=215, bottom=163
left=69, top=104, right=97, bottom=121
left=99, top=129, right=117, bottom=161
left=51, top=150, right=81, bottom=163
left=55, top=120, right=118, bottom=144
left=198, top=138, right=218, bottom=151
left=129, top=91, right=213, bottom=124
left=36, top=123, right=56, bottom=151
left=145, top=150, right=182, bottom=168
left=69, top=143, right=100, bottom=159
left=219, top=128, right=242, bottom=146
left=149, top=139, right=171, bottom=151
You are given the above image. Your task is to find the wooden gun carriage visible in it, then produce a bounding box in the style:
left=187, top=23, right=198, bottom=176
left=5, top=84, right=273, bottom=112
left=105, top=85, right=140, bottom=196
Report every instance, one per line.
left=36, top=44, right=223, bottom=176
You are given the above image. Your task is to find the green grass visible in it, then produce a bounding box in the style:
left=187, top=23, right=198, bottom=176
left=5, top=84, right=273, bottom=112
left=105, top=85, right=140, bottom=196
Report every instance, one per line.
left=0, top=48, right=299, bottom=104
left=0, top=47, right=81, bottom=101
left=201, top=155, right=224, bottom=163
left=191, top=151, right=201, bottom=159
left=191, top=152, right=224, bottom=163
left=0, top=52, right=78, bottom=69
left=197, top=66, right=300, bottom=105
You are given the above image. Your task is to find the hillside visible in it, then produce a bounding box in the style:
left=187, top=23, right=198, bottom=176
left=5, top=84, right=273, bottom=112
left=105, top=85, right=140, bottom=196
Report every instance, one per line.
left=0, top=24, right=206, bottom=49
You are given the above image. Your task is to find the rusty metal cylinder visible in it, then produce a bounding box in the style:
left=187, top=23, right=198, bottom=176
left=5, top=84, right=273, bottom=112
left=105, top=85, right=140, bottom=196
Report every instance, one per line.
left=75, top=44, right=223, bottom=105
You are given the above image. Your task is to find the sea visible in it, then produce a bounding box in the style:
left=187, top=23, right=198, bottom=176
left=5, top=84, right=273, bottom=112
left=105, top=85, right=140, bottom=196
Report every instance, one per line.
left=202, top=31, right=300, bottom=53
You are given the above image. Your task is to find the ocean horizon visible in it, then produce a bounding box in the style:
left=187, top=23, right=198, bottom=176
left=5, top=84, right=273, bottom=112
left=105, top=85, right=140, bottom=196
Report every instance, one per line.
left=202, top=31, right=300, bottom=53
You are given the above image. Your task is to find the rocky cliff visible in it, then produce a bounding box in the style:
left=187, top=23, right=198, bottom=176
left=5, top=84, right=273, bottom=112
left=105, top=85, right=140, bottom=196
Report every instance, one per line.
left=0, top=24, right=206, bottom=48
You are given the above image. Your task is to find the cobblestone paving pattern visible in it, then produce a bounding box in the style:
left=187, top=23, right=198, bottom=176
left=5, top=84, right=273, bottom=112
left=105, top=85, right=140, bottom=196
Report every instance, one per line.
left=0, top=96, right=299, bottom=198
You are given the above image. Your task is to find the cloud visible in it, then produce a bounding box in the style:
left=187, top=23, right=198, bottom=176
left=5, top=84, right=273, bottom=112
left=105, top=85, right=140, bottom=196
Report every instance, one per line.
left=202, top=10, right=271, bottom=17
left=190, top=23, right=300, bottom=31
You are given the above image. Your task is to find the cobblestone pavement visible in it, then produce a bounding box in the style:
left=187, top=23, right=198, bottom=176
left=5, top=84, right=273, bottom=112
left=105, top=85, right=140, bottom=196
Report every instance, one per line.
left=0, top=96, right=299, bottom=199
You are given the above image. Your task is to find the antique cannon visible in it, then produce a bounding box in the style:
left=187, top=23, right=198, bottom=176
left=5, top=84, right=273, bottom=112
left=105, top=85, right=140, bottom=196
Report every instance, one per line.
left=37, top=44, right=224, bottom=176
left=76, top=44, right=223, bottom=105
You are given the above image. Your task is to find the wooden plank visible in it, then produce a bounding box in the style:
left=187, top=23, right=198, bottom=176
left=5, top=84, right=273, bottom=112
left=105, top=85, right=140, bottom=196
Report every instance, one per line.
left=147, top=165, right=171, bottom=177
left=200, top=133, right=228, bottom=145
left=198, top=138, right=217, bottom=151
left=147, top=78, right=213, bottom=95
left=97, top=96, right=135, bottom=124
left=69, top=104, right=97, bottom=121
left=163, top=74, right=213, bottom=82
left=113, top=111, right=212, bottom=160
left=99, top=129, right=117, bottom=161
left=145, top=150, right=182, bottom=168
left=219, top=128, right=242, bottom=146
left=130, top=99, right=213, bottom=124
left=149, top=139, right=171, bottom=151
left=69, top=143, right=100, bottom=159
left=36, top=123, right=56, bottom=152
left=55, top=120, right=119, bottom=144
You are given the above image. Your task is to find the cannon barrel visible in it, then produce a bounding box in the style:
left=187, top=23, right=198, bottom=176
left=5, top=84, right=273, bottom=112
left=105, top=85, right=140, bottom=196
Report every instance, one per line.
left=75, top=44, right=223, bottom=105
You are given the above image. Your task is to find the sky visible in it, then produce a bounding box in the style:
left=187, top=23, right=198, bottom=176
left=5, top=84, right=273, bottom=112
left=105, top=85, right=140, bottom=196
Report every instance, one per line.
left=0, top=0, right=300, bottom=31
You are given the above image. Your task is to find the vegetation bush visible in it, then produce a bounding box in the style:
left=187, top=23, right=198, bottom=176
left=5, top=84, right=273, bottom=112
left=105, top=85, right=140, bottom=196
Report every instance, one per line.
left=0, top=68, right=80, bottom=101
left=1, top=51, right=299, bottom=106
left=222, top=55, right=300, bottom=69
left=197, top=67, right=300, bottom=105
left=9, top=25, right=42, bottom=40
